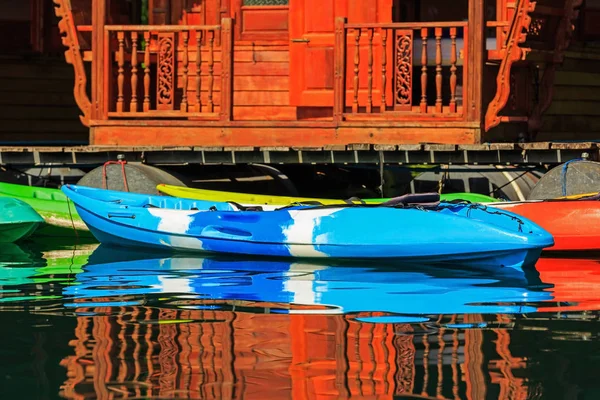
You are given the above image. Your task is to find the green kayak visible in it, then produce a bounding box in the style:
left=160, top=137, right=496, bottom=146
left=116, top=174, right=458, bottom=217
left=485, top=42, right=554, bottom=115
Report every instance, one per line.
left=0, top=182, right=93, bottom=240
left=0, top=198, right=44, bottom=243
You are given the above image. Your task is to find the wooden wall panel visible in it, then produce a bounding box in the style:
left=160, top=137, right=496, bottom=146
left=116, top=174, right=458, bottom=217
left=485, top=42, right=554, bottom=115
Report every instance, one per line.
left=231, top=44, right=293, bottom=120
left=238, top=6, right=289, bottom=40
left=231, top=0, right=289, bottom=41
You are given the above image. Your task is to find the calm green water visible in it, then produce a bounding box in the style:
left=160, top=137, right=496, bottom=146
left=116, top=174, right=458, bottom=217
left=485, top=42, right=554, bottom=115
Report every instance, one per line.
left=1, top=242, right=600, bottom=399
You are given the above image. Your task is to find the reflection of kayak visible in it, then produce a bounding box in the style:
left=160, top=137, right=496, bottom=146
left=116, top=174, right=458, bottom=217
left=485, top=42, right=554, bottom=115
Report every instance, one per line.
left=66, top=246, right=552, bottom=315
left=536, top=257, right=600, bottom=312
left=0, top=198, right=44, bottom=243
left=492, top=198, right=600, bottom=251
left=157, top=184, right=499, bottom=205
left=0, top=182, right=93, bottom=239
left=0, top=243, right=94, bottom=291
left=62, top=185, right=553, bottom=270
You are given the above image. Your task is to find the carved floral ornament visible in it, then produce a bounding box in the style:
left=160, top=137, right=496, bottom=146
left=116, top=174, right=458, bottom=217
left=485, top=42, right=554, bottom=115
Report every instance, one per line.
left=156, top=34, right=175, bottom=110
left=395, top=34, right=412, bottom=106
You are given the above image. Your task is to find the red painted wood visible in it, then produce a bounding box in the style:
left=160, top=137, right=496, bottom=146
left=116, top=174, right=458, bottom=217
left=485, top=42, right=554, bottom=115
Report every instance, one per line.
left=493, top=200, right=600, bottom=251
left=91, top=124, right=478, bottom=146
left=156, top=32, right=176, bottom=111
left=393, top=29, right=412, bottom=112
left=240, top=6, right=289, bottom=40
left=290, top=0, right=391, bottom=107
left=220, top=18, right=233, bottom=121
left=333, top=17, right=346, bottom=122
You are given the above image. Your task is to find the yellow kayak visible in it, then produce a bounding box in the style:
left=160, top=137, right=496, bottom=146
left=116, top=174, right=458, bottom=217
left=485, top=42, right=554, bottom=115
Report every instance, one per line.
left=157, top=184, right=376, bottom=205
left=156, top=184, right=499, bottom=205
left=556, top=192, right=600, bottom=200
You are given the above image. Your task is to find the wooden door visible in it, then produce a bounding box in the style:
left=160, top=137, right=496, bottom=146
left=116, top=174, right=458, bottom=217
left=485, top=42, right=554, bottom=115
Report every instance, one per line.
left=289, top=0, right=392, bottom=107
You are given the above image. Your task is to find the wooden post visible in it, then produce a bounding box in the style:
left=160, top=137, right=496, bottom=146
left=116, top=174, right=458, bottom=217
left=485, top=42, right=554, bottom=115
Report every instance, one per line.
left=92, top=0, right=107, bottom=120
left=144, top=32, right=151, bottom=112
left=352, top=29, right=361, bottom=114
left=181, top=31, right=189, bottom=112
left=467, top=0, right=485, bottom=131
left=449, top=27, right=458, bottom=113
left=420, top=28, right=428, bottom=113
left=435, top=27, right=443, bottom=113
left=367, top=28, right=374, bottom=113
left=207, top=30, right=215, bottom=113
left=116, top=31, right=125, bottom=112
left=196, top=30, right=202, bottom=112
left=333, top=17, right=346, bottom=123
left=220, top=18, right=233, bottom=121
left=130, top=32, right=139, bottom=112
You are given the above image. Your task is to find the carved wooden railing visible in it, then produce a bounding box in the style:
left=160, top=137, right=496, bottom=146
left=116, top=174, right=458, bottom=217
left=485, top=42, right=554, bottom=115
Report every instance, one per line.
left=335, top=20, right=468, bottom=121
left=103, top=20, right=233, bottom=120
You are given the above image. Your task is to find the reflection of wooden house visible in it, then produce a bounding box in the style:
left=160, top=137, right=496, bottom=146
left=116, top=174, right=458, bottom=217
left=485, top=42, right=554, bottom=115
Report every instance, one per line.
left=58, top=305, right=531, bottom=399
left=12, top=0, right=587, bottom=148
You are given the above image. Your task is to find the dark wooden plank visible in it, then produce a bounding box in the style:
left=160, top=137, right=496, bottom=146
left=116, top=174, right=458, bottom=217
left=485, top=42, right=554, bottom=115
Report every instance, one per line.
left=554, top=71, right=600, bottom=86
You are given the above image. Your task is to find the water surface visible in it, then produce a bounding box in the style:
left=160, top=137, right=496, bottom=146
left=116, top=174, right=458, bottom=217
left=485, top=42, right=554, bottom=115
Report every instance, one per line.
left=1, top=242, right=600, bottom=399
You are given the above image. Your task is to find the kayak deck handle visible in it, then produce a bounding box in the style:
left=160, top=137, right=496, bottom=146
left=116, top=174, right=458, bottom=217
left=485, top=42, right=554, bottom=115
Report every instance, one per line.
left=108, top=212, right=136, bottom=219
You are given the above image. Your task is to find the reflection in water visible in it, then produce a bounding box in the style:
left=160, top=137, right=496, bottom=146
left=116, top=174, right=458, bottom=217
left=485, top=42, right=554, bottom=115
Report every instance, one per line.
left=1, top=244, right=600, bottom=398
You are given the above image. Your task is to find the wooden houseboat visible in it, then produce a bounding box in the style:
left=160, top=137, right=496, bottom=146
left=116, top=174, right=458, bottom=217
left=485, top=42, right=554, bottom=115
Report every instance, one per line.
left=1, top=0, right=600, bottom=150
left=13, top=0, right=587, bottom=148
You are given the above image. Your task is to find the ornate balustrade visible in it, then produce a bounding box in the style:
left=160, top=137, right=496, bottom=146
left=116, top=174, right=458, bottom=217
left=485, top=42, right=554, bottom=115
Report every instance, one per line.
left=103, top=20, right=232, bottom=120
left=334, top=20, right=469, bottom=121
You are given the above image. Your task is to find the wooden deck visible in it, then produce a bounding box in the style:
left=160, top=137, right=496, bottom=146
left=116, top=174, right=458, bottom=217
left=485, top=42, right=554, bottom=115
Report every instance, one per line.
left=0, top=141, right=595, bottom=167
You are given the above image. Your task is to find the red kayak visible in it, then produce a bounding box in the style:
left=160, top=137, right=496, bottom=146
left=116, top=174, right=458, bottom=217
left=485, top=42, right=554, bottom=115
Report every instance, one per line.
left=536, top=257, right=600, bottom=312
left=489, top=199, right=600, bottom=251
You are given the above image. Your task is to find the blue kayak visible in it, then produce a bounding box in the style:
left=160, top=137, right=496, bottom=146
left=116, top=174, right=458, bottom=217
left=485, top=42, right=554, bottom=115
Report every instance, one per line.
left=61, top=184, right=554, bottom=270
left=64, top=246, right=553, bottom=315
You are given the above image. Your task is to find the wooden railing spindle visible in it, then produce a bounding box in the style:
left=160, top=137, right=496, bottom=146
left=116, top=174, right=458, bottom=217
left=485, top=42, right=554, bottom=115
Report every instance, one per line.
left=435, top=27, right=443, bottom=113
left=143, top=32, right=150, bottom=112
left=181, top=31, right=189, bottom=112
left=207, top=30, right=215, bottom=113
left=130, top=32, right=138, bottom=112
left=196, top=30, right=202, bottom=112
left=450, top=27, right=458, bottom=113
left=333, top=17, right=346, bottom=122
left=117, top=31, right=125, bottom=112
left=380, top=28, right=387, bottom=113
left=352, top=29, right=361, bottom=114
left=420, top=28, right=428, bottom=113
left=367, top=28, right=373, bottom=113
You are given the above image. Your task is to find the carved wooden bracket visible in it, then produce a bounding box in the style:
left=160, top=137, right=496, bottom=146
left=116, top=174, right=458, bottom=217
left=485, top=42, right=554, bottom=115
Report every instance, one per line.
left=53, top=0, right=92, bottom=127
left=527, top=0, right=583, bottom=137
left=484, top=0, right=537, bottom=132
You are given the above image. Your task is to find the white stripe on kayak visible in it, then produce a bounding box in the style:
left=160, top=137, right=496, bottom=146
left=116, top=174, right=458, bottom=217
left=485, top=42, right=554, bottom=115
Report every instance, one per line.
left=282, top=208, right=339, bottom=257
